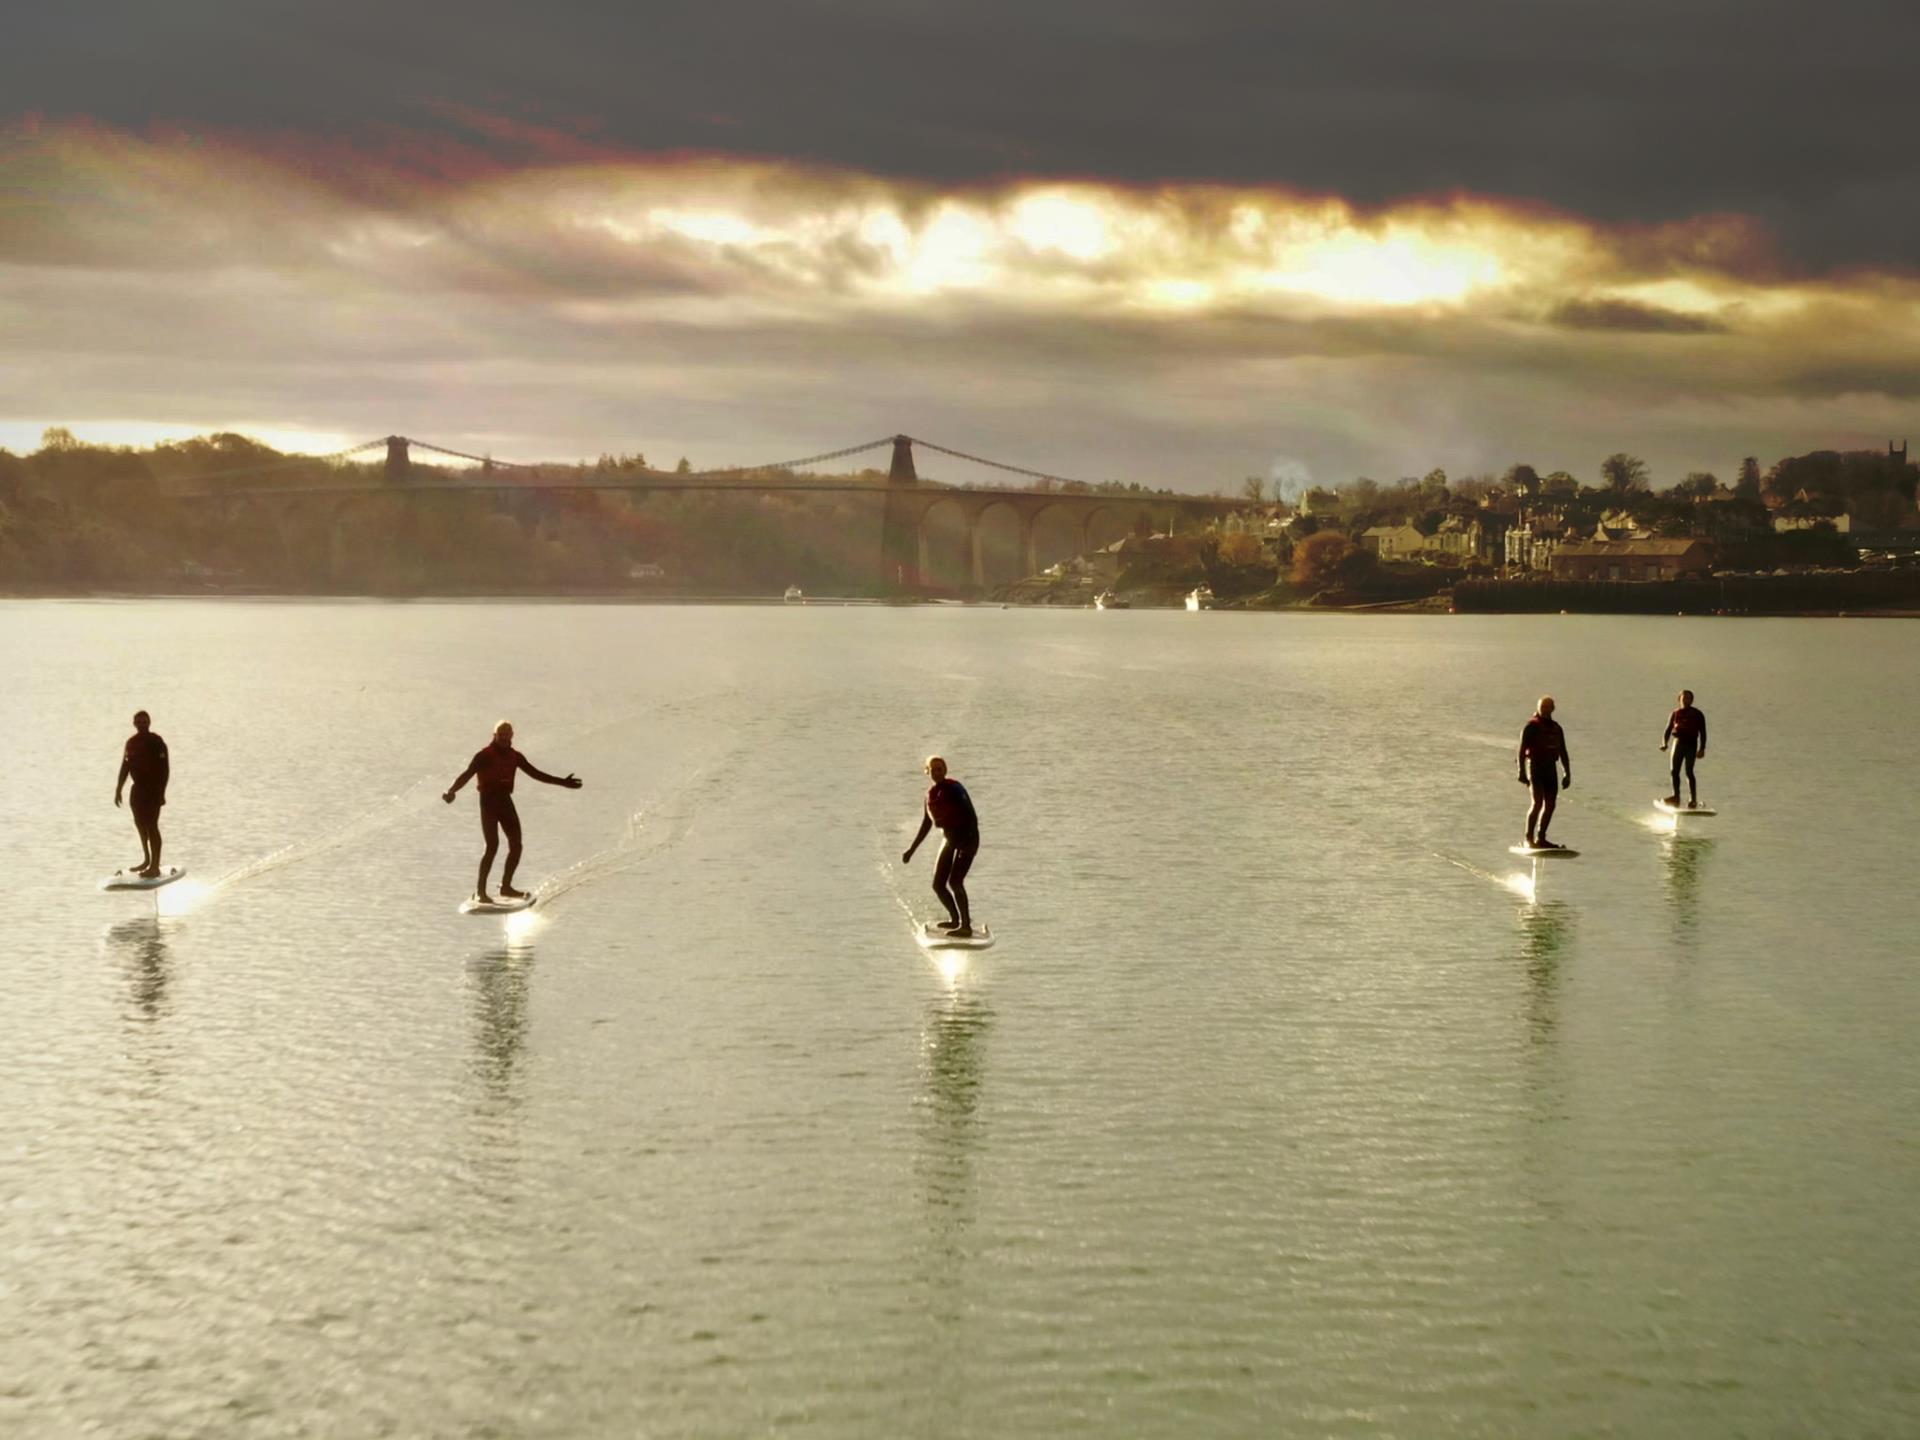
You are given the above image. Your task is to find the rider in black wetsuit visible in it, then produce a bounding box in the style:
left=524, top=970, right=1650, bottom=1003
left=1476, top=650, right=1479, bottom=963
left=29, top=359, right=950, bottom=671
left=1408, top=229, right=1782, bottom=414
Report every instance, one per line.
left=443, top=721, right=582, bottom=902
left=1517, top=696, right=1572, bottom=849
left=903, top=756, right=980, bottom=937
left=114, top=710, right=170, bottom=876
left=1661, top=689, right=1707, bottom=807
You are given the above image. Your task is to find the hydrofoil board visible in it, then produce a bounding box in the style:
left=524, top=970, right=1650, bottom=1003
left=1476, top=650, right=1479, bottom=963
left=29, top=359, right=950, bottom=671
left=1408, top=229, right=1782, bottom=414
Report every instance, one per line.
left=459, top=894, right=535, bottom=915
left=916, top=921, right=995, bottom=951
left=1654, top=798, right=1717, bottom=817
left=1509, top=845, right=1580, bottom=859
left=99, top=865, right=185, bottom=892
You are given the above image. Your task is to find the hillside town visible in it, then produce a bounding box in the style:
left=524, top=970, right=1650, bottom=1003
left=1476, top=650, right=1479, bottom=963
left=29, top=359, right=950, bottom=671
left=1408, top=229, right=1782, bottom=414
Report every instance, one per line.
left=1011, top=443, right=1920, bottom=611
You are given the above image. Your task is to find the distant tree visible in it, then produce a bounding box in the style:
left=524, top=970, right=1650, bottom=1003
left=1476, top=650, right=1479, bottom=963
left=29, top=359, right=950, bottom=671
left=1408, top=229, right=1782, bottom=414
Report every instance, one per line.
left=1503, top=463, right=1541, bottom=497
left=1735, top=456, right=1762, bottom=500
left=1333, top=545, right=1379, bottom=588
left=1218, top=531, right=1263, bottom=566
left=1600, top=453, right=1650, bottom=494
left=40, top=427, right=80, bottom=452
left=1541, top=470, right=1580, bottom=498
left=1241, top=475, right=1266, bottom=503
left=1339, top=477, right=1381, bottom=511
left=675, top=456, right=693, bottom=475
left=1291, top=530, right=1353, bottom=588
left=1671, top=470, right=1719, bottom=499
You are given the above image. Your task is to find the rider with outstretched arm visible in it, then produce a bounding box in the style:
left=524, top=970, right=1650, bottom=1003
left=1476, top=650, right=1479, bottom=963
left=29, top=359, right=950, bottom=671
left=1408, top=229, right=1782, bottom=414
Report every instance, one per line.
left=443, top=720, right=582, bottom=903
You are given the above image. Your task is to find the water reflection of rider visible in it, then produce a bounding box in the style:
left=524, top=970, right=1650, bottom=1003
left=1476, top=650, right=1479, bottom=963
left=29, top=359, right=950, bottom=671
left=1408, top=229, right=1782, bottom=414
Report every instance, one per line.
left=1519, top=902, right=1573, bottom=1044
left=469, top=943, right=534, bottom=1115
left=105, top=916, right=173, bottom=1023
left=1660, top=834, right=1713, bottom=944
left=919, top=987, right=991, bottom=1265
left=914, top=983, right=991, bottom=1423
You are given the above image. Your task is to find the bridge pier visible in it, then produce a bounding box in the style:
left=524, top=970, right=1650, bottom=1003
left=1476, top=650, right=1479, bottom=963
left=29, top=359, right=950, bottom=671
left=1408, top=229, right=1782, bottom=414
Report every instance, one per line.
left=385, top=436, right=411, bottom=483
left=880, top=434, right=921, bottom=591
left=326, top=512, right=349, bottom=585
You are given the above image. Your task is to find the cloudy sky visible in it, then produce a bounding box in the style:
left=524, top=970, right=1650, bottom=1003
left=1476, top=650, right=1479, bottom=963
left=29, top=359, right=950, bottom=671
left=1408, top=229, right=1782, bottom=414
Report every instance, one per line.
left=4, top=0, right=1918, bottom=492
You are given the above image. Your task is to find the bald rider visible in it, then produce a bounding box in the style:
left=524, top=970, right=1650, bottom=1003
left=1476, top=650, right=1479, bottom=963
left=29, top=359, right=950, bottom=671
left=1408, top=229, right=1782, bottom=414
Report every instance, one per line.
left=1660, top=689, right=1708, bottom=807
left=443, top=721, right=582, bottom=903
left=1518, top=695, right=1572, bottom=849
left=114, top=709, right=170, bottom=877
left=903, top=756, right=981, bottom=937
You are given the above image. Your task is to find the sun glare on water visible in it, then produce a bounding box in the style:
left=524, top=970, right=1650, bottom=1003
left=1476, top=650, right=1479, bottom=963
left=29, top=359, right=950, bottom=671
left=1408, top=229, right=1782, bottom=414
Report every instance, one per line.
left=931, top=948, right=969, bottom=987
left=155, top=878, right=214, bottom=918
left=504, top=909, right=546, bottom=945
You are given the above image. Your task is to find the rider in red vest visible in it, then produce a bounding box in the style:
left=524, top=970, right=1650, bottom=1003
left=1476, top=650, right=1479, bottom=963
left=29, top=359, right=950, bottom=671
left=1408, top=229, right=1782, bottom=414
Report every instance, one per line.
left=1661, top=690, right=1708, bottom=807
left=443, top=720, right=582, bottom=903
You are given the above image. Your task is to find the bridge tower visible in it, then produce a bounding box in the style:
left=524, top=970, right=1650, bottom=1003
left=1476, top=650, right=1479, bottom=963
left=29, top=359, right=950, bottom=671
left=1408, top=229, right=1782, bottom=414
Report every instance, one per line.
left=880, top=434, right=921, bottom=590
left=385, top=436, right=411, bottom=483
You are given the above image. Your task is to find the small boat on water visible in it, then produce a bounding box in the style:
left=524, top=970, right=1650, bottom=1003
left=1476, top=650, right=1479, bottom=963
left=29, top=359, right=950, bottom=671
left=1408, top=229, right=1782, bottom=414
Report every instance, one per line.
left=783, top=585, right=804, bottom=604
left=1094, top=590, right=1130, bottom=610
left=1185, top=586, right=1215, bottom=611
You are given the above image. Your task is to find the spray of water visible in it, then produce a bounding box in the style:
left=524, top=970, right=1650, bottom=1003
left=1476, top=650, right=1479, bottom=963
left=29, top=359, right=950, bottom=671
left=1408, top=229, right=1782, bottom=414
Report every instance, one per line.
left=1435, top=851, right=1537, bottom=904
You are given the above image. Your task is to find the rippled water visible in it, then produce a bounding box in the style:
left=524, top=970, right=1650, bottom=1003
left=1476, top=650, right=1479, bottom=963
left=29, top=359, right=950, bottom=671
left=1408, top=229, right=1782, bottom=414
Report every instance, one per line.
left=3, top=600, right=1917, bottom=1438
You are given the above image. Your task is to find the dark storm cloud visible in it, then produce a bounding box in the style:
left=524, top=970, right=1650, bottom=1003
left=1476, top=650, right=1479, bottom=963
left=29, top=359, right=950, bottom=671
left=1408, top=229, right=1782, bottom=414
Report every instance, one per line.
left=1549, top=298, right=1727, bottom=334
left=7, top=0, right=1920, bottom=271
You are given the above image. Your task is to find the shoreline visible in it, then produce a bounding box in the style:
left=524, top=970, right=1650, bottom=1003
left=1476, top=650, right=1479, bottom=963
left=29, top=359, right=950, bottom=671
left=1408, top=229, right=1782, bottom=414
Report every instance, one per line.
left=3, top=585, right=1917, bottom=616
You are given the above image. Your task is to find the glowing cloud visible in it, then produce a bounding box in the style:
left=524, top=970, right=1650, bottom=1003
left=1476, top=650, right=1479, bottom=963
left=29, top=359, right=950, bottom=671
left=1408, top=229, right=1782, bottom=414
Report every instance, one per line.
left=5, top=120, right=1920, bottom=481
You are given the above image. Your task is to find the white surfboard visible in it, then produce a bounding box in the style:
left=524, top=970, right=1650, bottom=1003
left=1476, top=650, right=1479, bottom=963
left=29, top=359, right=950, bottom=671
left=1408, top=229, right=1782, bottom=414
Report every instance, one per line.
left=1655, top=798, right=1717, bottom=817
left=1509, top=845, right=1580, bottom=859
left=459, top=894, right=536, bottom=915
left=915, top=921, right=995, bottom=951
left=99, top=865, right=186, bottom=892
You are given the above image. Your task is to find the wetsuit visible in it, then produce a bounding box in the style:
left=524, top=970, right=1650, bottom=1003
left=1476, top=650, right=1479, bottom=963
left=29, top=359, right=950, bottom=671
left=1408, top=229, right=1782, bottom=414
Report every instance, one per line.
left=450, top=742, right=571, bottom=890
left=121, top=730, right=170, bottom=822
left=116, top=727, right=169, bottom=874
left=1664, top=705, right=1706, bottom=802
left=926, top=778, right=980, bottom=928
left=1519, top=716, right=1567, bottom=797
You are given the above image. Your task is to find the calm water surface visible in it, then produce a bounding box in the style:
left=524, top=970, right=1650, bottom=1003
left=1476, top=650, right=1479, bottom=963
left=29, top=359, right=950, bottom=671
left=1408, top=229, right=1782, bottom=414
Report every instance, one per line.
left=2, top=601, right=1917, bottom=1438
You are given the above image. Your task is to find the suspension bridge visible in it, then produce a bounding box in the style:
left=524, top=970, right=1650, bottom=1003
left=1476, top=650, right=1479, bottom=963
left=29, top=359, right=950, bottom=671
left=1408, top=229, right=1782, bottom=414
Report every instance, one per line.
left=169, top=433, right=1245, bottom=591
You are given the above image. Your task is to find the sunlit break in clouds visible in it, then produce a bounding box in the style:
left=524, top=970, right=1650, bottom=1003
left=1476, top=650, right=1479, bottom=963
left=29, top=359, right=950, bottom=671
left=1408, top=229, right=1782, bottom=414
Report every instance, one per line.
left=6, top=120, right=1920, bottom=486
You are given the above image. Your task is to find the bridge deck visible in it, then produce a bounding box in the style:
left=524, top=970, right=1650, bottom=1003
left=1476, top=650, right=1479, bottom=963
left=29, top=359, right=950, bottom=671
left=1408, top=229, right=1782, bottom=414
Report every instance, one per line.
left=171, top=477, right=1240, bottom=506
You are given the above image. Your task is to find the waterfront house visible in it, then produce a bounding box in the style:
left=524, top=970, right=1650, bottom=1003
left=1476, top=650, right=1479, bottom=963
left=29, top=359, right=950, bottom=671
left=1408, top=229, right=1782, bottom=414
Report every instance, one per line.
left=1773, top=511, right=1851, bottom=534
left=1504, top=522, right=1565, bottom=572
left=1551, top=538, right=1712, bottom=581
left=1430, top=515, right=1482, bottom=560
left=1360, top=523, right=1425, bottom=559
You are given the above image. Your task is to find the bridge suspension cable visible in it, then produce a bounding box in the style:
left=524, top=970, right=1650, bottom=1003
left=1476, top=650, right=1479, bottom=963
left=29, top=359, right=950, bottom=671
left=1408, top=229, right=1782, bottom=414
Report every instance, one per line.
left=200, top=431, right=1166, bottom=497
left=900, top=435, right=1101, bottom=489
left=683, top=436, right=897, bottom=477
left=403, top=438, right=538, bottom=470
left=400, top=435, right=900, bottom=478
